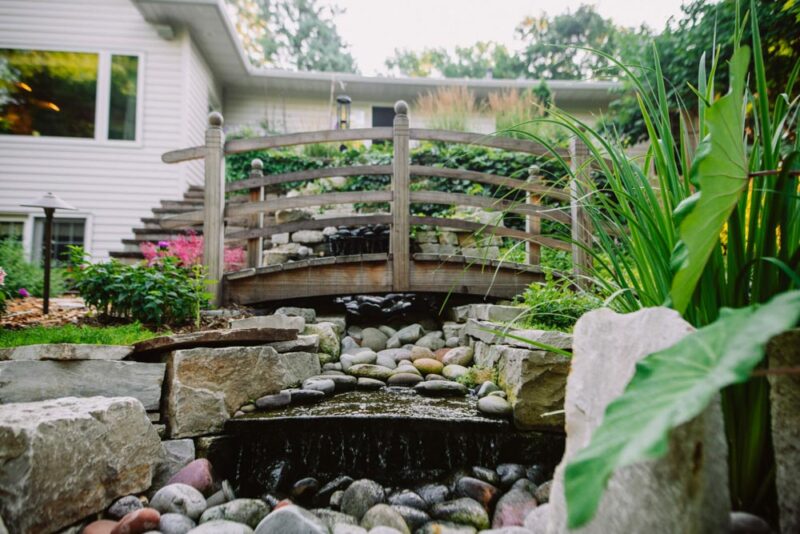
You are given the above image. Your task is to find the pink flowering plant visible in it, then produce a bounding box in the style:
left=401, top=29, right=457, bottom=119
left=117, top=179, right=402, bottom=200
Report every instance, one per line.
left=139, top=232, right=245, bottom=272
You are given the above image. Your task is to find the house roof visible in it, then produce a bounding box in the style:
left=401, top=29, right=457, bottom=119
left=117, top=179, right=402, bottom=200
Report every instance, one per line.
left=132, top=0, right=623, bottom=107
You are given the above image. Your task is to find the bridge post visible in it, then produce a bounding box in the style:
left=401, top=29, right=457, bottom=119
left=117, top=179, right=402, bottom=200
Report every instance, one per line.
left=391, top=101, right=411, bottom=291
left=246, top=159, right=264, bottom=269
left=569, top=137, right=592, bottom=286
left=525, top=165, right=541, bottom=266
left=204, top=111, right=226, bottom=306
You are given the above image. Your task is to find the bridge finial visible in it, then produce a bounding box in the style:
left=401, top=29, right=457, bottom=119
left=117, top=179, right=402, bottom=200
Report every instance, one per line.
left=251, top=158, right=264, bottom=171
left=208, top=111, right=224, bottom=128
left=394, top=100, right=408, bottom=115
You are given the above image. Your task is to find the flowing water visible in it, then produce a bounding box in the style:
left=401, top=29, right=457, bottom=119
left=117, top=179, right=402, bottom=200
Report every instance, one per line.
left=223, top=389, right=565, bottom=497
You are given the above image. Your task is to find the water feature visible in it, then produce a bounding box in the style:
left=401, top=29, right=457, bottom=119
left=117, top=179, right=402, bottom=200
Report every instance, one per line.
left=223, top=389, right=564, bottom=497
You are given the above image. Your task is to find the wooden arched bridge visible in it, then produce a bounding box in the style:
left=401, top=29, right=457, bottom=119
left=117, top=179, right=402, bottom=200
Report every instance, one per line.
left=160, top=101, right=591, bottom=306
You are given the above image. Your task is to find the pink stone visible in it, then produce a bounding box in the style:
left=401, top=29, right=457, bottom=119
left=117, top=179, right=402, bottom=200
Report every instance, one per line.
left=82, top=520, right=118, bottom=534
left=166, top=458, right=214, bottom=494
left=110, top=508, right=161, bottom=534
left=492, top=489, right=538, bottom=528
left=434, top=348, right=451, bottom=362
left=275, top=499, right=293, bottom=510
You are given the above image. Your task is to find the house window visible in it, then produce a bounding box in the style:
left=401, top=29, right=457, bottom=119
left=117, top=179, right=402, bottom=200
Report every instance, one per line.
left=32, top=217, right=85, bottom=264
left=372, top=106, right=395, bottom=127
left=0, top=221, right=23, bottom=242
left=0, top=48, right=140, bottom=141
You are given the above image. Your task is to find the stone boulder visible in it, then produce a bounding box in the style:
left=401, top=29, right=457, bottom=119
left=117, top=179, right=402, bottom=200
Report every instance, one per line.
left=0, top=343, right=131, bottom=361
left=304, top=323, right=341, bottom=360
left=0, top=360, right=165, bottom=410
left=0, top=396, right=161, bottom=534
left=275, top=306, right=316, bottom=323
left=230, top=315, right=305, bottom=332
left=167, top=346, right=319, bottom=437
left=496, top=348, right=569, bottom=429
left=464, top=320, right=571, bottom=352
left=546, top=307, right=729, bottom=533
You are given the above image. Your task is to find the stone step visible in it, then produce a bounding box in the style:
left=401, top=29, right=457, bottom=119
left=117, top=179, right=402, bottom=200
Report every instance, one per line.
left=160, top=199, right=204, bottom=210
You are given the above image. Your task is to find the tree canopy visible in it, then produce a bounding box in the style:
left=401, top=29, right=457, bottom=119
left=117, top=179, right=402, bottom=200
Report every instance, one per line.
left=226, top=0, right=357, bottom=73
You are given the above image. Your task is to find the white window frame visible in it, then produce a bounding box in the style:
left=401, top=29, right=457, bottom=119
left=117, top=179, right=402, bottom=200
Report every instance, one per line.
left=0, top=46, right=145, bottom=147
left=0, top=214, right=27, bottom=243
left=28, top=213, right=92, bottom=264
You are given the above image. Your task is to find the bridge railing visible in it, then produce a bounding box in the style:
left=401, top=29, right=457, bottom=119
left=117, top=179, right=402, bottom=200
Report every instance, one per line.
left=161, top=100, right=590, bottom=304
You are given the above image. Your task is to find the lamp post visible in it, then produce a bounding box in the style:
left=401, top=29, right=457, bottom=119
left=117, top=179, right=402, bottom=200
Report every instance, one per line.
left=336, top=95, right=351, bottom=130
left=21, top=192, right=77, bottom=314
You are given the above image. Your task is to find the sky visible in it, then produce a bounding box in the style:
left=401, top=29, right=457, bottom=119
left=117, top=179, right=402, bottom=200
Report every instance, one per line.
left=331, top=0, right=689, bottom=75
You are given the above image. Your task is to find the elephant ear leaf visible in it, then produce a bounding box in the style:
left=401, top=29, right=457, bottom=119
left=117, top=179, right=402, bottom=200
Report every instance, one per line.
left=669, top=47, right=750, bottom=314
left=564, top=289, right=800, bottom=528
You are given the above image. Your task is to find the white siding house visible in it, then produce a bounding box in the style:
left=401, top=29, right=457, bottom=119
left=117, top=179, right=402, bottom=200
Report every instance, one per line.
left=0, top=0, right=622, bottom=261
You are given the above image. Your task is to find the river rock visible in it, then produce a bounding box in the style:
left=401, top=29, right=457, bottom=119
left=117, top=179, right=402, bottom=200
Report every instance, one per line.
left=0, top=396, right=160, bottom=534
left=312, top=508, right=358, bottom=529
left=159, top=513, right=196, bottom=534
left=547, top=307, right=730, bottom=533
left=275, top=306, right=316, bottom=323
left=492, top=489, right=537, bottom=527
left=413, top=358, right=444, bottom=375
left=409, top=346, right=435, bottom=361
left=387, top=373, right=423, bottom=387
left=342, top=336, right=362, bottom=355
left=533, top=480, right=551, bottom=504
left=83, top=520, right=119, bottom=534
left=304, top=323, right=340, bottom=360
left=308, top=373, right=358, bottom=392
left=341, top=351, right=377, bottom=371
left=361, top=504, right=410, bottom=534
left=167, top=346, right=319, bottom=437
left=166, top=459, right=213, bottom=494
left=442, top=365, right=468, bottom=380
left=524, top=504, right=549, bottom=534
left=728, top=511, right=771, bottom=534
left=316, top=476, right=354, bottom=506
left=415, top=522, right=476, bottom=534
left=416, top=484, right=450, bottom=507
left=376, top=352, right=398, bottom=369
left=442, top=347, right=473, bottom=367
left=303, top=378, right=336, bottom=395
left=230, top=314, right=305, bottom=332
left=189, top=519, right=254, bottom=533
left=388, top=490, right=427, bottom=510
left=151, top=484, right=207, bottom=520
left=430, top=498, right=490, bottom=530
left=414, top=380, right=468, bottom=397
left=426, top=374, right=447, bottom=381
left=477, top=382, right=500, bottom=398
left=360, top=328, right=390, bottom=352
left=0, top=360, right=165, bottom=410
left=332, top=525, right=367, bottom=534
left=390, top=505, right=430, bottom=531
left=477, top=396, right=512, bottom=417
left=267, top=335, right=320, bottom=354
left=496, top=464, right=527, bottom=489
left=379, top=348, right=412, bottom=363
left=341, top=479, right=386, bottom=520
left=358, top=377, right=387, bottom=390
left=393, top=364, right=421, bottom=376
left=455, top=477, right=500, bottom=509
left=108, top=495, right=144, bottom=519
left=390, top=324, right=424, bottom=347
left=199, top=499, right=270, bottom=527
left=286, top=388, right=326, bottom=404
left=111, top=507, right=161, bottom=534
left=255, top=504, right=327, bottom=533
left=255, top=391, right=292, bottom=410
left=0, top=343, right=132, bottom=361
left=471, top=467, right=500, bottom=486
left=347, top=364, right=393, bottom=381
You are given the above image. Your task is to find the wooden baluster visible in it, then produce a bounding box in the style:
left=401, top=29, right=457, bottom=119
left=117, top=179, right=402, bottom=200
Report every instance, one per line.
left=525, top=164, right=541, bottom=266
left=204, top=111, right=225, bottom=306
left=569, top=137, right=592, bottom=286
left=246, top=158, right=264, bottom=269
left=391, top=100, right=410, bottom=291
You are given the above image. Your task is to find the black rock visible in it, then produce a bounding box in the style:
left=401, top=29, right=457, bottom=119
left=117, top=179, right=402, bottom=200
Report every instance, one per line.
left=471, top=466, right=500, bottom=486
left=526, top=464, right=549, bottom=485
left=496, top=464, right=527, bottom=489
left=340, top=479, right=386, bottom=520
left=391, top=504, right=431, bottom=531
left=315, top=475, right=354, bottom=506
left=108, top=495, right=143, bottom=519
left=291, top=477, right=320, bottom=504
left=416, top=484, right=450, bottom=507
left=286, top=388, right=326, bottom=404
left=388, top=489, right=428, bottom=510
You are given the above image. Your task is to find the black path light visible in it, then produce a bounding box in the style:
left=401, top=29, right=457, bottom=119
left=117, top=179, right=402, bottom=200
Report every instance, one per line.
left=21, top=192, right=77, bottom=314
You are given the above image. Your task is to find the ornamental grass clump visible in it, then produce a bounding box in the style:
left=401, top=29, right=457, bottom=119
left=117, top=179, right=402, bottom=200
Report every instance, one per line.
left=513, top=1, right=799, bottom=525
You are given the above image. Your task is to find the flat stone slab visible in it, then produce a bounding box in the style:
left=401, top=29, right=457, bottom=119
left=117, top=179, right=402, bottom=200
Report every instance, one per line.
left=464, top=320, right=572, bottom=351
left=0, top=343, right=132, bottom=361
left=133, top=327, right=296, bottom=355
left=0, top=360, right=166, bottom=410
left=0, top=396, right=161, bottom=534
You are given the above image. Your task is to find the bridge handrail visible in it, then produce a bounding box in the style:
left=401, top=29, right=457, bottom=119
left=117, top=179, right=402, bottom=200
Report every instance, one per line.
left=160, top=101, right=592, bottom=305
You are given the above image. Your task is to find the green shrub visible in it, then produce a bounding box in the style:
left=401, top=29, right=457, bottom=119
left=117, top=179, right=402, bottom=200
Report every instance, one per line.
left=69, top=247, right=210, bottom=327
left=0, top=238, right=65, bottom=298
left=0, top=323, right=157, bottom=347
left=516, top=273, right=601, bottom=331
left=456, top=366, right=497, bottom=388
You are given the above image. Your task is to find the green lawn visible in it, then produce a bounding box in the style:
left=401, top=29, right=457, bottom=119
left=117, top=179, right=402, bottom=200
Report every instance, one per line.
left=0, top=323, right=158, bottom=347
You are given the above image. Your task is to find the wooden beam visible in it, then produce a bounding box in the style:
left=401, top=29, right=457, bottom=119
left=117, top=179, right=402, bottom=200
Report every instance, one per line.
left=408, top=216, right=570, bottom=251
left=570, top=137, right=592, bottom=285
left=409, top=129, right=569, bottom=157
left=225, top=128, right=393, bottom=154
left=409, top=166, right=570, bottom=200
left=227, top=165, right=393, bottom=193
left=391, top=101, right=411, bottom=291
left=227, top=214, right=392, bottom=240
left=227, top=191, right=392, bottom=218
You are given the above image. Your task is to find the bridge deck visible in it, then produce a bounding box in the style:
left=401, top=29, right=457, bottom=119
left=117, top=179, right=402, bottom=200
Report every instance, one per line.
left=224, top=253, right=544, bottom=305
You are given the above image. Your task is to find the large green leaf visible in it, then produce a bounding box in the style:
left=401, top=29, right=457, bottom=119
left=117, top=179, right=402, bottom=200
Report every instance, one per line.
left=564, top=290, right=800, bottom=528
left=669, top=47, right=750, bottom=314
